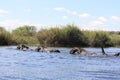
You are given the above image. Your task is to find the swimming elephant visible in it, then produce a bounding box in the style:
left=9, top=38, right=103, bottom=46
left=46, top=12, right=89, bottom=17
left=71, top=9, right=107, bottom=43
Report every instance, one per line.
left=35, top=46, right=60, bottom=53
left=35, top=47, right=41, bottom=52
left=48, top=49, right=60, bottom=53
left=70, top=47, right=120, bottom=57
left=17, top=44, right=29, bottom=51
left=35, top=47, right=46, bottom=52
left=70, top=47, right=97, bottom=56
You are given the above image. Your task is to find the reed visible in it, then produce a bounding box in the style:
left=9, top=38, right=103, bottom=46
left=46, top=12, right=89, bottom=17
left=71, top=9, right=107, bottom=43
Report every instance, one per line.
left=0, top=27, right=13, bottom=45
left=0, top=24, right=120, bottom=47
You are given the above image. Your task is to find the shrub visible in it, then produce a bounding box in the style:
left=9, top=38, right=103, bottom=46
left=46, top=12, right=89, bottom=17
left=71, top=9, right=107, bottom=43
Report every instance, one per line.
left=0, top=27, right=13, bottom=45
left=37, top=24, right=88, bottom=47
left=91, top=31, right=113, bottom=47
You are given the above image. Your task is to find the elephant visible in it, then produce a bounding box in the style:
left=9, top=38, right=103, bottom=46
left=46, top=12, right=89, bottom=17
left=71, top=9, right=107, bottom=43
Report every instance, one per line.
left=48, top=49, right=60, bottom=53
left=35, top=46, right=46, bottom=52
left=17, top=44, right=29, bottom=51
left=70, top=47, right=120, bottom=57
left=35, top=47, right=42, bottom=52
left=70, top=47, right=97, bottom=56
left=35, top=46, right=60, bottom=53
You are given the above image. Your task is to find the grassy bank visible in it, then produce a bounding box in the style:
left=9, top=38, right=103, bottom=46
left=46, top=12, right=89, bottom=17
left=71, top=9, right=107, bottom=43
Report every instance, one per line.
left=37, top=25, right=114, bottom=47
left=0, top=25, right=120, bottom=47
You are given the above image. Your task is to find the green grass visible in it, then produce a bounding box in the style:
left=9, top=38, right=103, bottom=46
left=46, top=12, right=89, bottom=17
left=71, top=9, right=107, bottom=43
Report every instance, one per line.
left=0, top=25, right=120, bottom=47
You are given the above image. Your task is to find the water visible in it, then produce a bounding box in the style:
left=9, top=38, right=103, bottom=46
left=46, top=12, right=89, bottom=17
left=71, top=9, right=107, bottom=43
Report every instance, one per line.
left=0, top=46, right=120, bottom=80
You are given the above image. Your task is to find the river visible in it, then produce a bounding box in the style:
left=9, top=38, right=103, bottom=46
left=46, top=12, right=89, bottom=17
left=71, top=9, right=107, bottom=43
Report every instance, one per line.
left=0, top=46, right=120, bottom=80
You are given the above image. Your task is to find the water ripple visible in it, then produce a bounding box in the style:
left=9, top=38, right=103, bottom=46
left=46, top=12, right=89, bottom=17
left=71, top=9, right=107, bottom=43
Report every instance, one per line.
left=0, top=46, right=120, bottom=80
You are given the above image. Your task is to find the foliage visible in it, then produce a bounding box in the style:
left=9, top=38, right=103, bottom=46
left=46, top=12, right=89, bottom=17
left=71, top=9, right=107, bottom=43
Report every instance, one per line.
left=91, top=31, right=113, bottom=47
left=58, top=25, right=88, bottom=47
left=0, top=24, right=120, bottom=47
left=12, top=25, right=38, bottom=45
left=12, top=25, right=36, bottom=36
left=0, top=27, right=13, bottom=45
left=12, top=36, right=39, bottom=45
left=110, top=34, right=120, bottom=46
left=37, top=24, right=88, bottom=47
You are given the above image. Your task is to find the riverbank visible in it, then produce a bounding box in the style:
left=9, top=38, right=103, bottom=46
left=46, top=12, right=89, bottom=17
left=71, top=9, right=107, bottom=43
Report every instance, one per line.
left=0, top=24, right=120, bottom=47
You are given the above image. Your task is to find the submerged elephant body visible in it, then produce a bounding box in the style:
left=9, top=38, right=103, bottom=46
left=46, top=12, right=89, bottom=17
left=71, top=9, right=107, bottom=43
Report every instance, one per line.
left=70, top=47, right=97, bottom=56
left=16, top=45, right=120, bottom=57
left=17, top=44, right=29, bottom=50
left=70, top=47, right=120, bottom=57
left=35, top=47, right=60, bottom=53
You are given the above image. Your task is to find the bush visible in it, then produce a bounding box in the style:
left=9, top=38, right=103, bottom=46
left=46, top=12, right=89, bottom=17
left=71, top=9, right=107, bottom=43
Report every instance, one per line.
left=12, top=25, right=38, bottom=45
left=110, top=34, right=120, bottom=47
left=12, top=25, right=36, bottom=36
left=0, top=25, right=119, bottom=47
left=37, top=24, right=88, bottom=47
left=91, top=31, right=113, bottom=47
left=0, top=27, right=13, bottom=45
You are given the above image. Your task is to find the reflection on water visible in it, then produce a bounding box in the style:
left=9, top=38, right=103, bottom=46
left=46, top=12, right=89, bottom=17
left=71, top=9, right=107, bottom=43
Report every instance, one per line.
left=0, top=46, right=120, bottom=80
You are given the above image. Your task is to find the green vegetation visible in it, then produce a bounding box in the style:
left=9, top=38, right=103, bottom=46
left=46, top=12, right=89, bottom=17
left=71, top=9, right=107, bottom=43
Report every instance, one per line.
left=83, top=31, right=113, bottom=47
left=12, top=25, right=36, bottom=36
left=37, top=25, right=88, bottom=47
left=110, top=34, right=120, bottom=47
left=12, top=25, right=39, bottom=45
left=0, top=27, right=13, bottom=45
left=0, top=24, right=120, bottom=47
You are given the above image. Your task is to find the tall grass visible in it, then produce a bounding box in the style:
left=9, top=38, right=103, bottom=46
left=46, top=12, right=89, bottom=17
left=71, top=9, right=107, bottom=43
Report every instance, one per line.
left=12, top=35, right=39, bottom=45
left=36, top=25, right=116, bottom=47
left=0, top=25, right=120, bottom=47
left=0, top=27, right=13, bottom=45
left=37, top=25, right=89, bottom=47
left=12, top=25, right=38, bottom=45
left=110, top=34, right=120, bottom=46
